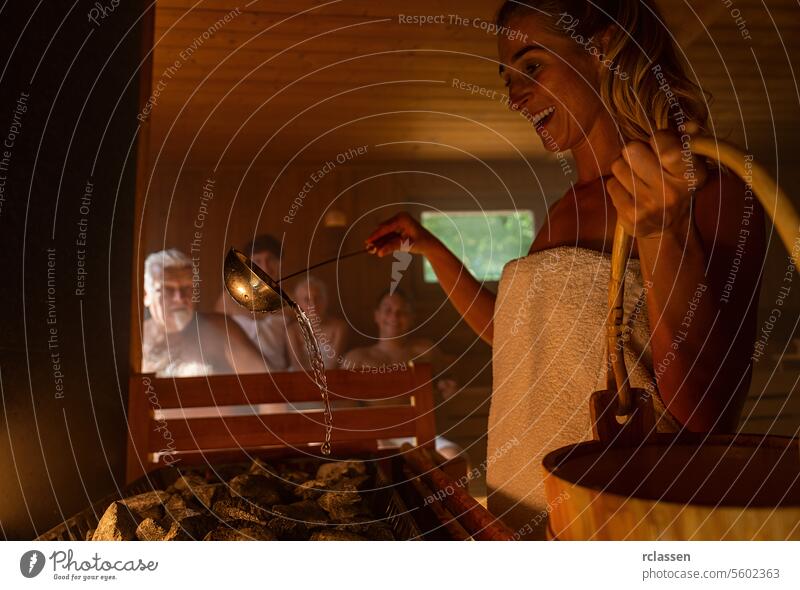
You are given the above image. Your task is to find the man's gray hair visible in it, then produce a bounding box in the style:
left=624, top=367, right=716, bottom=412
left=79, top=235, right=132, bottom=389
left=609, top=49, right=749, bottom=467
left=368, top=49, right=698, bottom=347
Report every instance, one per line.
left=144, top=248, right=192, bottom=293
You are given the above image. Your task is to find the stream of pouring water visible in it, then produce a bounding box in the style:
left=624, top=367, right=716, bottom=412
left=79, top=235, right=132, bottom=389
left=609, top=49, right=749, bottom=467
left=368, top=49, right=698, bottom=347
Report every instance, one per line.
left=292, top=305, right=333, bottom=455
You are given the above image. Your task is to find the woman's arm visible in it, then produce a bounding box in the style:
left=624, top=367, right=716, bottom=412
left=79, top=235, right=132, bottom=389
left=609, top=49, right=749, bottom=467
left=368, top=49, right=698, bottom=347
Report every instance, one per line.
left=366, top=212, right=496, bottom=344
left=609, top=133, right=765, bottom=432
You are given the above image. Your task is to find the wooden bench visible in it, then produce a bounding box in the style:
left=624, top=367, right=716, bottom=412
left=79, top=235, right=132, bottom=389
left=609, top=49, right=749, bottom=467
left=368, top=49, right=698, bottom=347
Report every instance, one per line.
left=125, top=364, right=437, bottom=483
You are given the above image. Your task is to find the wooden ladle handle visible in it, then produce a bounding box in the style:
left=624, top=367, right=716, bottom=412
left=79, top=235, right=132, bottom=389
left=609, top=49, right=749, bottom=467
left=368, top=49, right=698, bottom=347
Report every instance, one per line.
left=608, top=136, right=800, bottom=419
left=607, top=223, right=635, bottom=417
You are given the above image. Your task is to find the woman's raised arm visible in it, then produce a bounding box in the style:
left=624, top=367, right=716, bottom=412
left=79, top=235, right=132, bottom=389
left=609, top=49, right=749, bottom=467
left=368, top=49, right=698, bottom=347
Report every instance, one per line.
left=366, top=212, right=496, bottom=345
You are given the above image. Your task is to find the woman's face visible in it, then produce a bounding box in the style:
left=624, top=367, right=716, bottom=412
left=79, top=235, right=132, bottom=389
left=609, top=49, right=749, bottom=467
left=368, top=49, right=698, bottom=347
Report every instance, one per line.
left=374, top=294, right=413, bottom=339
left=498, top=14, right=609, bottom=153
left=294, top=283, right=327, bottom=319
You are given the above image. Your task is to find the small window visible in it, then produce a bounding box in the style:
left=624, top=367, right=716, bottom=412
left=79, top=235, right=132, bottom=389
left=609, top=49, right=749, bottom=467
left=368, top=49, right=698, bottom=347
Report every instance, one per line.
left=421, top=210, right=534, bottom=283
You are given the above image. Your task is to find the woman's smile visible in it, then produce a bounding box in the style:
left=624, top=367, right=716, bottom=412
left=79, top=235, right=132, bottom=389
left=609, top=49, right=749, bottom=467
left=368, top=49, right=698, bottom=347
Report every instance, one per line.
left=528, top=105, right=556, bottom=131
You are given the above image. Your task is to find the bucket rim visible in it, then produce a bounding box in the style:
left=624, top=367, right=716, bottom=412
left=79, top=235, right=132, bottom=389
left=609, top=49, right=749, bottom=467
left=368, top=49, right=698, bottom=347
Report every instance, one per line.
left=542, top=432, right=800, bottom=509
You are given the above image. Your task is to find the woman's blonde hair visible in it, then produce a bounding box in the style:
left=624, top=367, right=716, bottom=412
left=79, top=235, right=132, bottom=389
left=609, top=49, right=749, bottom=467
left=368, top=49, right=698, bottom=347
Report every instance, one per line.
left=496, top=0, right=710, bottom=142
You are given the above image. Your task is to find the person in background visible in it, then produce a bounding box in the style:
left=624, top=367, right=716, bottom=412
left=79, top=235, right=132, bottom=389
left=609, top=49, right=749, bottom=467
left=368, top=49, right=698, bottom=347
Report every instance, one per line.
left=143, top=249, right=265, bottom=377
left=215, top=233, right=290, bottom=371
left=286, top=275, right=348, bottom=371
left=343, top=289, right=454, bottom=386
left=343, top=288, right=462, bottom=459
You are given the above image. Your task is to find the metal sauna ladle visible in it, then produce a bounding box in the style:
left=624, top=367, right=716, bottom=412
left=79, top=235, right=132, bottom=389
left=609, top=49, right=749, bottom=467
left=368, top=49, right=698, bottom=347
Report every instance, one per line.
left=223, top=233, right=400, bottom=313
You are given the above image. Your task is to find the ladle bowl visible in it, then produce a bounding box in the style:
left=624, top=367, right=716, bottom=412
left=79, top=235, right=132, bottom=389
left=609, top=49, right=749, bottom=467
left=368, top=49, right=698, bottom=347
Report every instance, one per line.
left=223, top=248, right=296, bottom=314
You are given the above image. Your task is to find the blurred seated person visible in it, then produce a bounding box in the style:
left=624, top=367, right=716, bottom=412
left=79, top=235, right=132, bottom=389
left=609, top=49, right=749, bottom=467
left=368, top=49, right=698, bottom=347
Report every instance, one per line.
left=215, top=233, right=290, bottom=371
left=343, top=288, right=462, bottom=459
left=287, top=275, right=348, bottom=371
left=143, top=249, right=266, bottom=377
left=343, top=289, right=455, bottom=390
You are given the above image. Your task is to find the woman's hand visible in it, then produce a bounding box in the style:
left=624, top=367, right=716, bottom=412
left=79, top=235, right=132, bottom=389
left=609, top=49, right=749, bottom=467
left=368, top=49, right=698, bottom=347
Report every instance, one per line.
left=367, top=212, right=497, bottom=345
left=365, top=212, right=437, bottom=257
left=607, top=130, right=708, bottom=240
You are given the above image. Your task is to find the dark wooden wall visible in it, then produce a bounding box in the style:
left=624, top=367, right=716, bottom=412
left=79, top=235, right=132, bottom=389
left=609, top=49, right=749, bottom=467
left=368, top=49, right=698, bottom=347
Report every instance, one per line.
left=0, top=2, right=146, bottom=539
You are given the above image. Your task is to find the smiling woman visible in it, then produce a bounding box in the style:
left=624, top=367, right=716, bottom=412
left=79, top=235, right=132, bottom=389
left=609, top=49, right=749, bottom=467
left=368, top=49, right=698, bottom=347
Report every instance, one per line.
left=495, top=0, right=710, bottom=162
left=365, top=0, right=766, bottom=538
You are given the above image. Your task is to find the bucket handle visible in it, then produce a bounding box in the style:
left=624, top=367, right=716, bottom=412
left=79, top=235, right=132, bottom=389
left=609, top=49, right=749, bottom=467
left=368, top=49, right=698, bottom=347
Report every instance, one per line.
left=608, top=133, right=800, bottom=420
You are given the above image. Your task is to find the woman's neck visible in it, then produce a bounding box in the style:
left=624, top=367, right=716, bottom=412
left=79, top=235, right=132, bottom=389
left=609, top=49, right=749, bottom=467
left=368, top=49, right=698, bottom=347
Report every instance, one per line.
left=570, top=113, right=624, bottom=185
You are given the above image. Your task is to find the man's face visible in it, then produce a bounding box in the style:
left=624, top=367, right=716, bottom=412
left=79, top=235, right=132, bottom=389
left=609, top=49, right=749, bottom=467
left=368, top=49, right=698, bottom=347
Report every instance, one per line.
left=294, top=283, right=327, bottom=318
left=374, top=294, right=412, bottom=339
left=146, top=266, right=195, bottom=333
left=252, top=251, right=279, bottom=279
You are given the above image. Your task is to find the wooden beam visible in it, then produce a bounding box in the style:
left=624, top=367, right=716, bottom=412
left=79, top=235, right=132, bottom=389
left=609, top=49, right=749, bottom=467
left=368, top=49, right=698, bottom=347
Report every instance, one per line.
left=154, top=405, right=420, bottom=451
left=149, top=367, right=437, bottom=408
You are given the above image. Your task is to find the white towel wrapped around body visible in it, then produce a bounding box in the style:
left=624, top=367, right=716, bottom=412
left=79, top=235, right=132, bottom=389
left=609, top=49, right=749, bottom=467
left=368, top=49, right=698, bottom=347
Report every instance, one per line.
left=487, top=246, right=679, bottom=539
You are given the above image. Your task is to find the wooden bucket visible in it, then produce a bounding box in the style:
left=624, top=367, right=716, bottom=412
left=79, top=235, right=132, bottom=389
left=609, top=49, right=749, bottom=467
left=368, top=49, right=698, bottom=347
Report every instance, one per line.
left=543, top=433, right=800, bottom=540
left=542, top=134, right=800, bottom=540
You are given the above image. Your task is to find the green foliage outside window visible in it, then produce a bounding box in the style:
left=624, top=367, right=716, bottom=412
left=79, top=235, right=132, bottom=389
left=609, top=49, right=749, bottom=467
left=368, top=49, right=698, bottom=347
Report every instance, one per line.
left=421, top=210, right=534, bottom=283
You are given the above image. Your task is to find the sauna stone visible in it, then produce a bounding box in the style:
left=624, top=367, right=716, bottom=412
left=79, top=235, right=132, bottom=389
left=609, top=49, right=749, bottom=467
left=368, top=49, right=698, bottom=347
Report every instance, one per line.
left=333, top=474, right=370, bottom=491
left=268, top=500, right=330, bottom=540
left=248, top=459, right=278, bottom=478
left=280, top=469, right=313, bottom=486
left=162, top=507, right=201, bottom=524
left=161, top=512, right=211, bottom=541
left=273, top=499, right=329, bottom=524
left=266, top=516, right=308, bottom=540
left=296, top=474, right=370, bottom=500
left=135, top=518, right=168, bottom=541
left=161, top=522, right=191, bottom=541
left=322, top=501, right=363, bottom=521
left=336, top=517, right=395, bottom=541
left=203, top=522, right=278, bottom=541
left=164, top=493, right=187, bottom=514
left=228, top=473, right=282, bottom=506
left=212, top=497, right=270, bottom=525
left=310, top=530, right=368, bottom=541
left=293, top=479, right=328, bottom=500
left=92, top=502, right=139, bottom=541
left=120, top=490, right=170, bottom=520
left=316, top=460, right=366, bottom=482
left=186, top=483, right=221, bottom=510
left=174, top=473, right=211, bottom=501
left=318, top=483, right=363, bottom=519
